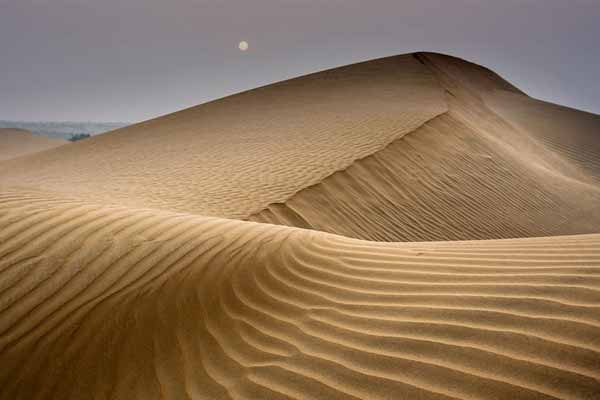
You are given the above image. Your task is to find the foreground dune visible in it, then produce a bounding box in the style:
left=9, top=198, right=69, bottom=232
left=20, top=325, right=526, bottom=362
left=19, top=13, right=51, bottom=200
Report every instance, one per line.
left=0, top=129, right=67, bottom=161
left=1, top=191, right=599, bottom=399
left=0, top=52, right=599, bottom=399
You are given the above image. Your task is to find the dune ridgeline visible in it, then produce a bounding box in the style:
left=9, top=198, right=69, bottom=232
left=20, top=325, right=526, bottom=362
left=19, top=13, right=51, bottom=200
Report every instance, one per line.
left=1, top=53, right=599, bottom=399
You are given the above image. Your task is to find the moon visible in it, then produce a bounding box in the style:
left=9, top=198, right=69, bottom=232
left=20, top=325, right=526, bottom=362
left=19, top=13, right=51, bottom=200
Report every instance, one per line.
left=238, top=41, right=249, bottom=51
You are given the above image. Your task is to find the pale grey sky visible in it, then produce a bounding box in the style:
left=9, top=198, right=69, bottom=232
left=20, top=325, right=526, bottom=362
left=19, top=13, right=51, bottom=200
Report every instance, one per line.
left=1, top=0, right=599, bottom=122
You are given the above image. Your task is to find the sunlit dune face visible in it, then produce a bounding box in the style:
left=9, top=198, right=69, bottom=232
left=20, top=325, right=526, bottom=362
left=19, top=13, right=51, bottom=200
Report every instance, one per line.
left=238, top=41, right=248, bottom=51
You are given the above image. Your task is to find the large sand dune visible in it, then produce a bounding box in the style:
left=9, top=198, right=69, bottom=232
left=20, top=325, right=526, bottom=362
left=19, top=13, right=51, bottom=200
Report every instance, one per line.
left=0, top=55, right=446, bottom=218
left=1, top=192, right=599, bottom=400
left=0, top=53, right=599, bottom=399
left=0, top=128, right=67, bottom=161
left=1, top=54, right=598, bottom=241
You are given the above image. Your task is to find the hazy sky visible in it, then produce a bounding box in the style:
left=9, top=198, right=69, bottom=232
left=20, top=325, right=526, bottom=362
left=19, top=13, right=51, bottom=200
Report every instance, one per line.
left=1, top=0, right=599, bottom=122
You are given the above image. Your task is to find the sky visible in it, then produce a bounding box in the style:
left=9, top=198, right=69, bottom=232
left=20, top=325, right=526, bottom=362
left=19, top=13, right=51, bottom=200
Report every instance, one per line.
left=1, top=0, right=599, bottom=122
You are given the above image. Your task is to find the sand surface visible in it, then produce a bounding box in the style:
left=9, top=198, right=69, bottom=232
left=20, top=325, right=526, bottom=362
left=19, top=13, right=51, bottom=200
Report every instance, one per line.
left=0, top=55, right=445, bottom=218
left=250, top=54, right=600, bottom=240
left=0, top=53, right=599, bottom=399
left=0, top=128, right=67, bottom=161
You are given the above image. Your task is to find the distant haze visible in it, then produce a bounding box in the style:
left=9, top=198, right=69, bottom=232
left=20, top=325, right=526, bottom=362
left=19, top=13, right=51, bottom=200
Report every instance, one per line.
left=1, top=0, right=599, bottom=122
left=0, top=120, right=128, bottom=139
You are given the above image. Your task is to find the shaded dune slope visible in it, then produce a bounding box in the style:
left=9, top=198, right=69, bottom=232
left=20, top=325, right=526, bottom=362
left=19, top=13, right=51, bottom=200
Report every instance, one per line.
left=1, top=192, right=599, bottom=400
left=0, top=129, right=67, bottom=161
left=250, top=110, right=600, bottom=241
left=250, top=53, right=600, bottom=241
left=485, top=90, right=600, bottom=181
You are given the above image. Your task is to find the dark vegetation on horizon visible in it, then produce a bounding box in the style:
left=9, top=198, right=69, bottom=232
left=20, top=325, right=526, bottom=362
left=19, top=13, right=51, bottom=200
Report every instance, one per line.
left=0, top=120, right=128, bottom=140
left=68, top=133, right=91, bottom=142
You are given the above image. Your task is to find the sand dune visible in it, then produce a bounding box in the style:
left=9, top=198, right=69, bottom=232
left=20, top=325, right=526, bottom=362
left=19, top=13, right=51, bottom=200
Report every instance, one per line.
left=0, top=55, right=446, bottom=218
left=0, top=52, right=599, bottom=399
left=0, top=128, right=67, bottom=161
left=1, top=54, right=598, bottom=241
left=0, top=191, right=599, bottom=399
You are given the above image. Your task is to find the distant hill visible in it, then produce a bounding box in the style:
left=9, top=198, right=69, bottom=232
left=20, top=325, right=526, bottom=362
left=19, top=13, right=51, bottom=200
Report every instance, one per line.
left=0, top=120, right=129, bottom=140
left=0, top=128, right=67, bottom=161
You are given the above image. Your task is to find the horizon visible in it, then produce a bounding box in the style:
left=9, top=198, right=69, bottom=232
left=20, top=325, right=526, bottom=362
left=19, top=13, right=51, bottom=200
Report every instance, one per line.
left=1, top=1, right=599, bottom=122
left=0, top=118, right=130, bottom=124
left=2, top=50, right=599, bottom=126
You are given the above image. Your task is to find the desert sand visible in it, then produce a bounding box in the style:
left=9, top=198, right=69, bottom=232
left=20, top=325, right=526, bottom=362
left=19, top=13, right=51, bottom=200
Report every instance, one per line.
left=0, top=128, right=67, bottom=161
left=0, top=53, right=599, bottom=399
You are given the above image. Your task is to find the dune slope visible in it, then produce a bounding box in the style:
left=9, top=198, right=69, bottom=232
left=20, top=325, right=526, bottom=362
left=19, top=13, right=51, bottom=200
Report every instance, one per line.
left=0, top=129, right=67, bottom=161
left=484, top=90, right=600, bottom=181
left=250, top=53, right=600, bottom=240
left=250, top=110, right=600, bottom=241
left=1, top=191, right=599, bottom=400
left=0, top=55, right=445, bottom=218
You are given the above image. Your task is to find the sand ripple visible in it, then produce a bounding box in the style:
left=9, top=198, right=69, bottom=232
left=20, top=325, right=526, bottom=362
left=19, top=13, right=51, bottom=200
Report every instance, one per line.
left=1, top=192, right=598, bottom=399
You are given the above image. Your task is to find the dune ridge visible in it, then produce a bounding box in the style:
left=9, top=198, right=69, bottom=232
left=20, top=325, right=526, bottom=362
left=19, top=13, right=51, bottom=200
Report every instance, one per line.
left=249, top=110, right=600, bottom=241
left=249, top=53, right=600, bottom=240
left=0, top=191, right=599, bottom=399
left=0, top=55, right=446, bottom=218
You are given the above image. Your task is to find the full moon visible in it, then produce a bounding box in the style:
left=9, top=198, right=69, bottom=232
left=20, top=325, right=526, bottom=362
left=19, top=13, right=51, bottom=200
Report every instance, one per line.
left=238, top=41, right=249, bottom=51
